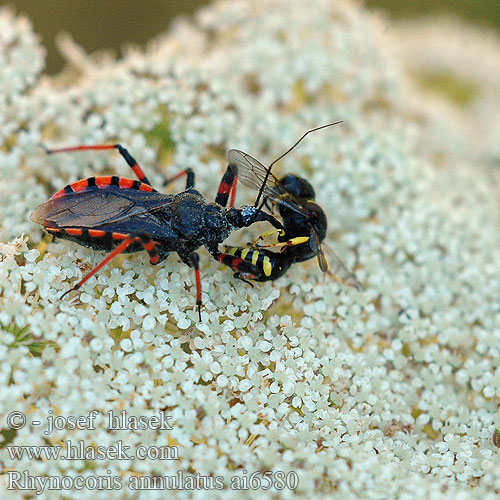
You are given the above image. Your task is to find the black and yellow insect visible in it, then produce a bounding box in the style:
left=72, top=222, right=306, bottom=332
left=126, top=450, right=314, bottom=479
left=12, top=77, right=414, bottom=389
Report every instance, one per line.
left=219, top=141, right=361, bottom=287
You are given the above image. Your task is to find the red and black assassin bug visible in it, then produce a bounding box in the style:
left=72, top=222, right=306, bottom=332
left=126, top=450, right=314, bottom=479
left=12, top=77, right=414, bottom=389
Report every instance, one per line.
left=31, top=144, right=284, bottom=320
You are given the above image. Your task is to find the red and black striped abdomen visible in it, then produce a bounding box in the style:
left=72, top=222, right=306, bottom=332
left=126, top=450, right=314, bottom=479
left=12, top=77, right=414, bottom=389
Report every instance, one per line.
left=41, top=226, right=145, bottom=253
left=49, top=175, right=155, bottom=200
left=31, top=175, right=176, bottom=253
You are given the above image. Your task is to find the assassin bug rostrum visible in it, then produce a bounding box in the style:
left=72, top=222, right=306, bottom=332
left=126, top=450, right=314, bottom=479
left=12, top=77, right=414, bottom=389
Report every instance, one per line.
left=30, top=144, right=284, bottom=320
left=218, top=122, right=362, bottom=289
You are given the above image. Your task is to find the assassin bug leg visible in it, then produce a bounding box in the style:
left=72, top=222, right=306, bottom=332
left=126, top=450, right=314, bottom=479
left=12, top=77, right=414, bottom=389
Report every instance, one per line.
left=215, top=165, right=238, bottom=208
left=162, top=168, right=195, bottom=190
left=60, top=234, right=159, bottom=300
left=192, top=253, right=203, bottom=322
left=140, top=235, right=160, bottom=265
left=230, top=175, right=238, bottom=208
left=42, top=144, right=152, bottom=186
left=179, top=252, right=202, bottom=321
left=60, top=236, right=135, bottom=299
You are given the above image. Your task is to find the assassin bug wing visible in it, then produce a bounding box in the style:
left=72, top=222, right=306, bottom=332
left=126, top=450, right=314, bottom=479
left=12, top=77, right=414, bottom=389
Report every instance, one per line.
left=227, top=149, right=310, bottom=216
left=321, top=241, right=363, bottom=289
left=31, top=190, right=134, bottom=227
left=31, top=188, right=172, bottom=229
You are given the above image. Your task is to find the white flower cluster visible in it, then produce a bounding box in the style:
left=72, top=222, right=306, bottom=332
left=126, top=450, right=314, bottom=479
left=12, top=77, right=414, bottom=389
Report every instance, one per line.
left=0, top=1, right=500, bottom=498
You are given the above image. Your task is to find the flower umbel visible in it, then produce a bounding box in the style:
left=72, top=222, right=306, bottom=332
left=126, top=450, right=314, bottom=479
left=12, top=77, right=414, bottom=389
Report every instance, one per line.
left=1, top=1, right=500, bottom=499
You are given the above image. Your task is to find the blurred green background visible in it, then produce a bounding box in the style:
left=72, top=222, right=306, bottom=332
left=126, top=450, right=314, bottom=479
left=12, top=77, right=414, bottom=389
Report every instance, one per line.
left=6, top=0, right=500, bottom=74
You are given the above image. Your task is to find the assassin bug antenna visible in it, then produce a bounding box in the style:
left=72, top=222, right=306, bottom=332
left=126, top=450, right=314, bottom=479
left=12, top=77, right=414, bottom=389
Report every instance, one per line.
left=253, top=120, right=343, bottom=208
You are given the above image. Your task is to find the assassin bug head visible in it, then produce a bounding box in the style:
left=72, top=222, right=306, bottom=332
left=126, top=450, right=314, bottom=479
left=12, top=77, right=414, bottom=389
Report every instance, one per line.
left=226, top=205, right=284, bottom=231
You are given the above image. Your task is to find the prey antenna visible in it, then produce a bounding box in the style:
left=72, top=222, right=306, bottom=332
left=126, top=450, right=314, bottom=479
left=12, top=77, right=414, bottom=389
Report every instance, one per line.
left=254, top=120, right=343, bottom=208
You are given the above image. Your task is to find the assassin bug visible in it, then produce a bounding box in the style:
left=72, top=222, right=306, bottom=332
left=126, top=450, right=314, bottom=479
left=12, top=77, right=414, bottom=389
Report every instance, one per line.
left=218, top=122, right=361, bottom=288
left=30, top=143, right=284, bottom=320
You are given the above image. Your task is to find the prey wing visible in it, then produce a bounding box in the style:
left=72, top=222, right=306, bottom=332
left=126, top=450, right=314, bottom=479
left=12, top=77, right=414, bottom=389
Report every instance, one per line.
left=323, top=242, right=363, bottom=290
left=227, top=149, right=310, bottom=217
